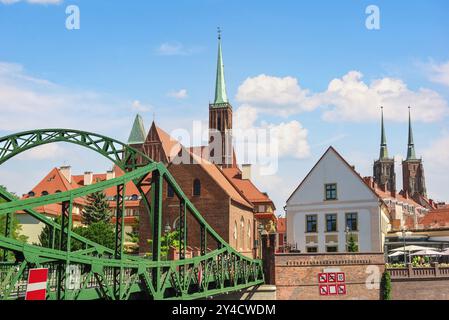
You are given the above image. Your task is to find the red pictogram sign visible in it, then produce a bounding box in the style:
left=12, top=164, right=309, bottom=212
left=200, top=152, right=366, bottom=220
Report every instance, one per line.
left=337, top=284, right=347, bottom=295
left=328, top=284, right=337, bottom=295
left=319, top=285, right=328, bottom=296
left=318, top=273, right=328, bottom=283
left=25, top=268, right=48, bottom=300
left=318, top=271, right=347, bottom=296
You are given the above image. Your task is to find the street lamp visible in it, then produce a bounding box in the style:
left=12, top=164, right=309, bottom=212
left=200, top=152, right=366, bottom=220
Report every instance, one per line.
left=257, top=223, right=264, bottom=258
left=345, top=226, right=350, bottom=252
left=164, top=223, right=172, bottom=260
left=401, top=227, right=407, bottom=265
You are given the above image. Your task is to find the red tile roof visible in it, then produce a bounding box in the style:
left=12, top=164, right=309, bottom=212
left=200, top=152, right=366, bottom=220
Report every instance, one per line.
left=221, top=167, right=273, bottom=205
left=418, top=208, right=449, bottom=228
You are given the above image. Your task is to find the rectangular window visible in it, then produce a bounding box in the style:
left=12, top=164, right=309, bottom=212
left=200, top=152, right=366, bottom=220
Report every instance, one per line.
left=306, top=215, right=317, bottom=233
left=326, top=214, right=337, bottom=232
left=325, top=183, right=337, bottom=200
left=306, top=247, right=318, bottom=253
left=346, top=212, right=358, bottom=231
left=326, top=246, right=338, bottom=253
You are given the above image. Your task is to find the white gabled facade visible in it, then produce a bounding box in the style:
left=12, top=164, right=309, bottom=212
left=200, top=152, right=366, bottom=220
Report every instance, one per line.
left=286, top=147, right=391, bottom=253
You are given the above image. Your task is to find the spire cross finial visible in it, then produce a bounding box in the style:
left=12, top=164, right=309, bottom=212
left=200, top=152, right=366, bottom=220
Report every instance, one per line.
left=217, top=27, right=221, bottom=40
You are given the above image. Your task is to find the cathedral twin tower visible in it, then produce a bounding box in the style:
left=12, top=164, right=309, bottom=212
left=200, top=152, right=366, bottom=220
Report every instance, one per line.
left=373, top=107, right=427, bottom=201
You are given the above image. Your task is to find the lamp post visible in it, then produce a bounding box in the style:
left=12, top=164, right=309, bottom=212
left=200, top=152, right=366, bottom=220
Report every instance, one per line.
left=345, top=226, right=350, bottom=252
left=401, top=227, right=407, bottom=265
left=257, top=223, right=264, bottom=259
left=164, top=223, right=172, bottom=260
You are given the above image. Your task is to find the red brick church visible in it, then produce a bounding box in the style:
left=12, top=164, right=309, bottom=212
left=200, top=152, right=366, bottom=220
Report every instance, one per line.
left=129, top=33, right=277, bottom=258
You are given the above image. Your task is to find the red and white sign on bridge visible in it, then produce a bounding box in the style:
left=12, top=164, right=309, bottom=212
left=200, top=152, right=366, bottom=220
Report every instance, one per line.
left=25, top=268, right=48, bottom=300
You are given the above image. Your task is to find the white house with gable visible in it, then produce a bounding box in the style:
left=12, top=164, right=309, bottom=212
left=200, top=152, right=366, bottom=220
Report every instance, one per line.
left=285, top=147, right=391, bottom=253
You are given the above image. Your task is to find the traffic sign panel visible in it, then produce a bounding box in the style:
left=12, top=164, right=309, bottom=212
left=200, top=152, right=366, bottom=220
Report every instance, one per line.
left=328, top=272, right=336, bottom=283
left=318, top=273, right=328, bottom=283
left=25, top=268, right=48, bottom=300
left=337, top=272, right=345, bottom=282
left=319, top=285, right=328, bottom=296
left=328, top=284, right=337, bottom=295
left=337, top=284, right=347, bottom=295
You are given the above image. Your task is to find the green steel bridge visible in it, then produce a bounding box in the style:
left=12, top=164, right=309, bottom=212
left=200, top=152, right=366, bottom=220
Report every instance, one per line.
left=0, top=129, right=264, bottom=300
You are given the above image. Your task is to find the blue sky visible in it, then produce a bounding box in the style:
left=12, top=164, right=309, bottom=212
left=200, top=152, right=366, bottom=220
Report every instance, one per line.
left=0, top=0, right=449, bottom=212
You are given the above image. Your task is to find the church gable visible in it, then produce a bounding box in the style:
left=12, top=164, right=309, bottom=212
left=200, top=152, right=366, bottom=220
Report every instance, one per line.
left=287, top=147, right=378, bottom=205
left=143, top=122, right=168, bottom=163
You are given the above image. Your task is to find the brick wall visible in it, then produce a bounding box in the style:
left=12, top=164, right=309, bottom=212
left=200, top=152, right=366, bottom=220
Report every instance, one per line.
left=138, top=163, right=254, bottom=257
left=275, top=253, right=385, bottom=300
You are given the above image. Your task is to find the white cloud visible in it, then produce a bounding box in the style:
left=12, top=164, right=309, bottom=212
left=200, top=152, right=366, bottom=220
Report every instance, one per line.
left=236, top=72, right=449, bottom=122
left=234, top=105, right=258, bottom=130
left=16, top=144, right=65, bottom=161
left=156, top=42, right=202, bottom=56
left=0, top=61, right=142, bottom=135
left=1, top=0, right=62, bottom=4
left=427, top=61, right=449, bottom=87
left=236, top=74, right=315, bottom=116
left=234, top=105, right=310, bottom=160
left=167, top=89, right=188, bottom=99
left=318, top=71, right=449, bottom=122
left=131, top=100, right=151, bottom=112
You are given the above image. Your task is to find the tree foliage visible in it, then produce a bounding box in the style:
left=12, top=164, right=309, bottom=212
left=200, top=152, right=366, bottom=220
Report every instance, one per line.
left=72, top=222, right=115, bottom=251
left=0, top=186, right=28, bottom=261
left=347, top=233, right=359, bottom=252
left=81, top=191, right=111, bottom=225
left=147, top=230, right=180, bottom=259
left=381, top=270, right=392, bottom=300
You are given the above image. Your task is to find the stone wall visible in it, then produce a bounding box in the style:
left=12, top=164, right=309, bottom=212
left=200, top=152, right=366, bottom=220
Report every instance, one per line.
left=275, top=253, right=385, bottom=300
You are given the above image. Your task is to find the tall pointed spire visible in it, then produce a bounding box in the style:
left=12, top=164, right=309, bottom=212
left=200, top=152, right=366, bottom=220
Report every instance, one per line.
left=213, top=27, right=229, bottom=105
left=127, top=114, right=146, bottom=145
left=379, top=106, right=389, bottom=159
left=406, top=106, right=416, bottom=160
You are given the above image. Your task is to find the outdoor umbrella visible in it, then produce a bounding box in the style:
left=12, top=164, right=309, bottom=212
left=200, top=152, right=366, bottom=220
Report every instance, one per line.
left=388, top=251, right=405, bottom=257
left=391, top=245, right=432, bottom=252
left=410, top=249, right=441, bottom=256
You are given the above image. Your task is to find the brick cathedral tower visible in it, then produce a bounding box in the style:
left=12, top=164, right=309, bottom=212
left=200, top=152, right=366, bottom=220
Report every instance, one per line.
left=373, top=107, right=396, bottom=193
left=208, top=28, right=234, bottom=167
left=402, top=107, right=427, bottom=198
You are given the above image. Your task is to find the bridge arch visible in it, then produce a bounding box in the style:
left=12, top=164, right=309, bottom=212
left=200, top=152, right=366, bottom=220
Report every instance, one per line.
left=0, top=129, right=153, bottom=171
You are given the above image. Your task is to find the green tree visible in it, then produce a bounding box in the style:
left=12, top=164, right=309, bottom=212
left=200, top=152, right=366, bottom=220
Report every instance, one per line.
left=147, top=230, right=180, bottom=259
left=37, top=216, right=61, bottom=249
left=347, top=233, right=359, bottom=252
left=71, top=222, right=115, bottom=251
left=0, top=186, right=28, bottom=261
left=381, top=271, right=392, bottom=300
left=82, top=191, right=111, bottom=225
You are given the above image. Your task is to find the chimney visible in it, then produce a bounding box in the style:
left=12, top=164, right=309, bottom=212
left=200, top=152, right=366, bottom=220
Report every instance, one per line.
left=60, top=166, right=71, bottom=183
left=241, top=164, right=251, bottom=180
left=84, top=171, right=93, bottom=185
left=106, top=170, right=115, bottom=180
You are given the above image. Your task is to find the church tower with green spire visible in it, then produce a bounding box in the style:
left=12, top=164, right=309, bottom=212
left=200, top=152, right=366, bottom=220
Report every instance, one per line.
left=373, top=107, right=396, bottom=193
left=402, top=107, right=427, bottom=198
left=209, top=28, right=234, bottom=167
